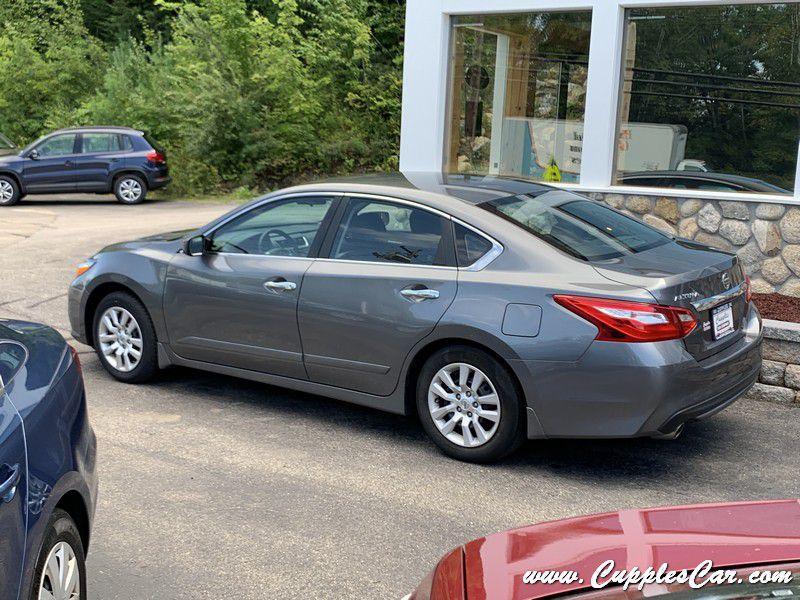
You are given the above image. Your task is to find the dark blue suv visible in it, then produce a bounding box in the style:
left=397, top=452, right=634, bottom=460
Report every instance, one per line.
left=0, top=319, right=97, bottom=599
left=0, top=126, right=170, bottom=206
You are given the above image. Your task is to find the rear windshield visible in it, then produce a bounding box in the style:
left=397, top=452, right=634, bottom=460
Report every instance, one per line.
left=481, top=195, right=670, bottom=261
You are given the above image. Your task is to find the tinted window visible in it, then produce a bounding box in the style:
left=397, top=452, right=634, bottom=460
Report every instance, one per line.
left=0, top=343, right=26, bottom=387
left=332, top=199, right=448, bottom=266
left=36, top=134, right=77, bottom=157
left=120, top=135, right=134, bottom=151
left=210, top=197, right=334, bottom=257
left=455, top=223, right=493, bottom=267
left=81, top=133, right=122, bottom=153
left=484, top=195, right=669, bottom=261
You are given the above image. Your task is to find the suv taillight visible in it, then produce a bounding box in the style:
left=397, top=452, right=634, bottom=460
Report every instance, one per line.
left=745, top=275, right=752, bottom=304
left=146, top=150, right=166, bottom=165
left=554, top=295, right=698, bottom=343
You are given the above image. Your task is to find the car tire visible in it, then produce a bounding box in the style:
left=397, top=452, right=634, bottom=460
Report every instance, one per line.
left=92, top=291, right=158, bottom=383
left=416, top=345, right=525, bottom=463
left=114, top=174, right=147, bottom=204
left=0, top=175, right=21, bottom=206
left=29, top=508, right=87, bottom=600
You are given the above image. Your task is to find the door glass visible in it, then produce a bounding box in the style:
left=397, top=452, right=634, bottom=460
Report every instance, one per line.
left=35, top=134, right=77, bottom=157
left=210, top=197, right=334, bottom=257
left=331, top=199, right=449, bottom=266
left=81, top=133, right=122, bottom=153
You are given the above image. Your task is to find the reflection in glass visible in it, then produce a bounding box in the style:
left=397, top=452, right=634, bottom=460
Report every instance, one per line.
left=614, top=3, right=800, bottom=195
left=445, top=11, right=593, bottom=183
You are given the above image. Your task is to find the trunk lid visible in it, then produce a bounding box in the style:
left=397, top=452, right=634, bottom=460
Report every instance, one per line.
left=592, top=239, right=747, bottom=360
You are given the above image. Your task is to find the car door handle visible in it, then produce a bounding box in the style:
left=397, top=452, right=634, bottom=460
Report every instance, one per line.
left=264, top=279, right=297, bottom=292
left=0, top=464, right=20, bottom=503
left=400, top=288, right=440, bottom=301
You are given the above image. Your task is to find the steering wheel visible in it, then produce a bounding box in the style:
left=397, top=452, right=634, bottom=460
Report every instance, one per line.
left=257, top=228, right=298, bottom=255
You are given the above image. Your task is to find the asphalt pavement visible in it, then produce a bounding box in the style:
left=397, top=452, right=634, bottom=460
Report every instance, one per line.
left=0, top=195, right=798, bottom=600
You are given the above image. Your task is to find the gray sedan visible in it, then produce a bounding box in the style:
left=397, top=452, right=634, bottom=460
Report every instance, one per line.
left=67, top=174, right=763, bottom=462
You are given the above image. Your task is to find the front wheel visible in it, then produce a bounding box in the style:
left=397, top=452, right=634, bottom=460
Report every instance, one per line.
left=93, top=291, right=158, bottom=383
left=30, top=509, right=87, bottom=600
left=416, top=346, right=525, bottom=463
left=0, top=175, right=21, bottom=206
left=114, top=174, right=147, bottom=204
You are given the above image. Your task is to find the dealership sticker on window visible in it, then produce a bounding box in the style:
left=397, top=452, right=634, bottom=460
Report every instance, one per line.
left=523, top=560, right=794, bottom=591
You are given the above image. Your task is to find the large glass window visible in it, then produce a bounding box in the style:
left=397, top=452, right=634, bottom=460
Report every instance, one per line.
left=445, top=11, right=592, bottom=183
left=614, top=3, right=800, bottom=195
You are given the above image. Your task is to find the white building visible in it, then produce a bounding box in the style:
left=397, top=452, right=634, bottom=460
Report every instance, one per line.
left=399, top=0, right=800, bottom=294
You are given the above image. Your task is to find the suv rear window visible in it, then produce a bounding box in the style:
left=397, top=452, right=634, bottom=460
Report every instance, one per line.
left=481, top=195, right=669, bottom=261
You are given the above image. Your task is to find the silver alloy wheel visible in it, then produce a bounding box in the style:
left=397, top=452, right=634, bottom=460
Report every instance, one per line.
left=427, top=362, right=501, bottom=448
left=118, top=178, right=142, bottom=202
left=38, top=541, right=80, bottom=600
left=0, top=180, right=14, bottom=203
left=98, top=306, right=143, bottom=373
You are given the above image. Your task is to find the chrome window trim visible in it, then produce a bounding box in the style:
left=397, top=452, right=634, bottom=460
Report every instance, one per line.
left=203, top=189, right=504, bottom=271
left=451, top=217, right=504, bottom=272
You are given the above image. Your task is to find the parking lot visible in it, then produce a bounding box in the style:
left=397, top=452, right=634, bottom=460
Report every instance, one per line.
left=1, top=195, right=798, bottom=599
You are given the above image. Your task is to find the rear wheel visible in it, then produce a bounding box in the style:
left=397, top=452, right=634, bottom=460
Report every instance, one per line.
left=92, top=291, right=158, bottom=383
left=30, top=508, right=86, bottom=600
left=416, top=346, right=525, bottom=463
left=114, top=174, right=147, bottom=204
left=0, top=176, right=21, bottom=206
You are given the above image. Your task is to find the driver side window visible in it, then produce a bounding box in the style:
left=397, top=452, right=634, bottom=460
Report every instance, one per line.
left=209, top=197, right=334, bottom=257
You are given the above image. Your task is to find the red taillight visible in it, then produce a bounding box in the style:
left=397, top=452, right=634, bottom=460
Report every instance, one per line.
left=69, top=344, right=83, bottom=376
left=554, top=295, right=698, bottom=342
left=146, top=150, right=166, bottom=165
left=745, top=275, right=752, bottom=303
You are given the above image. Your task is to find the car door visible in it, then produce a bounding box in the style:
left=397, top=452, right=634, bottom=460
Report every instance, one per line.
left=0, top=342, right=29, bottom=600
left=74, top=132, right=125, bottom=192
left=164, top=195, right=340, bottom=379
left=22, top=133, right=79, bottom=192
left=298, top=195, right=458, bottom=396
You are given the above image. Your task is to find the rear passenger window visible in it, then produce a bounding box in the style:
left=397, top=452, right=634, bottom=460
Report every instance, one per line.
left=81, top=133, right=122, bottom=153
left=0, top=343, right=26, bottom=388
left=454, top=223, right=493, bottom=267
left=120, top=135, right=134, bottom=151
left=332, top=199, right=449, bottom=266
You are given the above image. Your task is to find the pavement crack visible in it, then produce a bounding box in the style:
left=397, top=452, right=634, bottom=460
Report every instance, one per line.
left=27, top=292, right=67, bottom=308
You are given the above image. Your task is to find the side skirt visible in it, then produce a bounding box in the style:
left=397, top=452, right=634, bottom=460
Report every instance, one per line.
left=157, top=343, right=408, bottom=415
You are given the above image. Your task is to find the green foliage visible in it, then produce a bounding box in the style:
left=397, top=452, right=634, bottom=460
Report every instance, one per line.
left=0, top=0, right=405, bottom=194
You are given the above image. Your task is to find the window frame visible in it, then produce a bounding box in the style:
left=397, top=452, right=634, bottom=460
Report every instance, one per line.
left=400, top=0, right=800, bottom=205
left=203, top=193, right=344, bottom=260
left=317, top=193, right=459, bottom=269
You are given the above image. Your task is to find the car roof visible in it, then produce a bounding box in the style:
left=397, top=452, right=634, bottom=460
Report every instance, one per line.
left=272, top=172, right=570, bottom=214
left=461, top=499, right=800, bottom=600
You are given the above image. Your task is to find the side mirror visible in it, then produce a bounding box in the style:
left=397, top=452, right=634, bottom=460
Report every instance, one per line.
left=27, top=149, right=39, bottom=160
left=183, top=235, right=208, bottom=256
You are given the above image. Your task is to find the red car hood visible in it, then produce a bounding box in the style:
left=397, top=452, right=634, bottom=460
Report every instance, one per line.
left=463, top=500, right=800, bottom=600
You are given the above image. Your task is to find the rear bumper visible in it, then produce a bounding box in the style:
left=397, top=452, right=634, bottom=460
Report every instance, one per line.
left=148, top=174, right=171, bottom=190
left=511, top=304, right=763, bottom=439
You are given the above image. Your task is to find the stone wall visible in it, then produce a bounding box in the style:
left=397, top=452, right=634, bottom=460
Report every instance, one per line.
left=747, top=319, right=800, bottom=405
left=584, top=192, right=800, bottom=297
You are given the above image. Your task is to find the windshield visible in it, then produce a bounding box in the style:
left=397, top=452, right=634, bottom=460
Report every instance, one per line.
left=481, top=194, right=670, bottom=261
